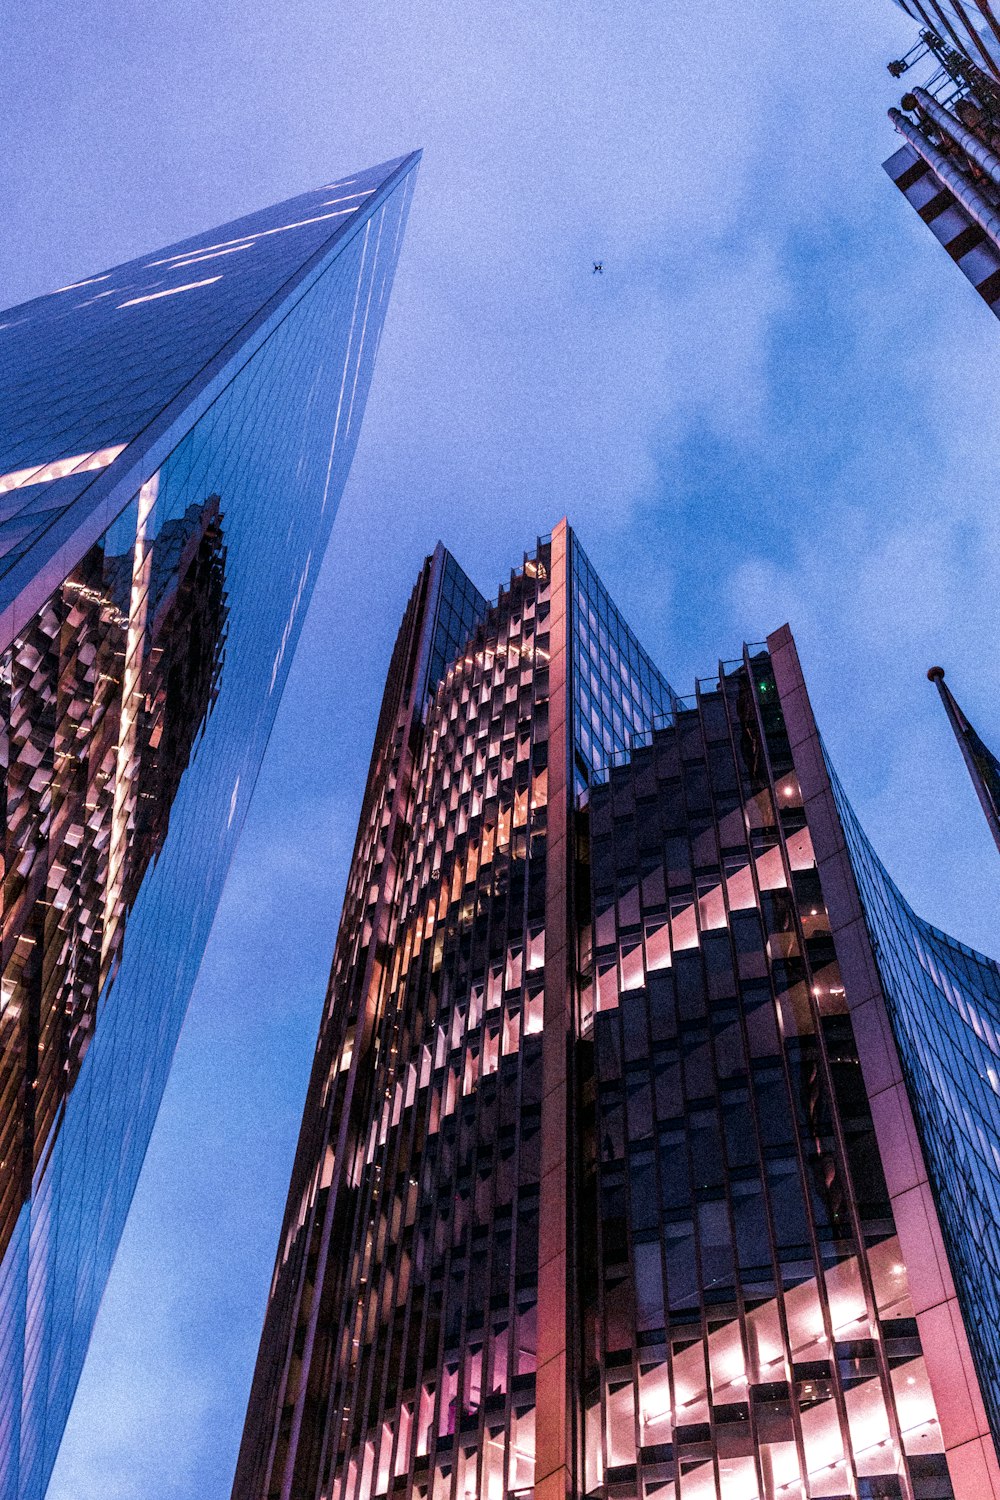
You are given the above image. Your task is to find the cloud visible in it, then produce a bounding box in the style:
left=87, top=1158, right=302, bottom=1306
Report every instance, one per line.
left=29, top=0, right=1000, bottom=1495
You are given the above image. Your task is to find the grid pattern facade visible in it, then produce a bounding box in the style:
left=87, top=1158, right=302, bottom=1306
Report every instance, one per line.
left=834, top=775, right=1000, bottom=1455
left=572, top=538, right=676, bottom=787
left=233, top=542, right=550, bottom=1500
left=0, top=156, right=418, bottom=1500
left=579, top=653, right=953, bottom=1500
left=0, top=492, right=227, bottom=1266
left=238, top=524, right=995, bottom=1500
left=425, top=554, right=488, bottom=706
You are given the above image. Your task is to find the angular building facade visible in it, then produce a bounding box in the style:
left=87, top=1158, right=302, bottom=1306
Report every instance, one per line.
left=234, top=521, right=1000, bottom=1500
left=0, top=152, right=419, bottom=1500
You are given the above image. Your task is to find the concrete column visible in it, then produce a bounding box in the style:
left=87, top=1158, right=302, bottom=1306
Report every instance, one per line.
left=535, top=517, right=575, bottom=1500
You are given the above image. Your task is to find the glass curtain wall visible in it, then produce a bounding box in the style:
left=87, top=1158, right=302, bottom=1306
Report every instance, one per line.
left=0, top=158, right=418, bottom=1500
left=579, top=646, right=954, bottom=1500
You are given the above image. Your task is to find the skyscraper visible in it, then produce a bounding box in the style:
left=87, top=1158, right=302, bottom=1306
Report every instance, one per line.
left=235, top=521, right=1000, bottom=1500
left=883, top=26, right=1000, bottom=314
left=0, top=151, right=419, bottom=1500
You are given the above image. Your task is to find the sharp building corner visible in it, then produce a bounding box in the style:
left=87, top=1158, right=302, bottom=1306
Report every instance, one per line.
left=0, top=151, right=419, bottom=1500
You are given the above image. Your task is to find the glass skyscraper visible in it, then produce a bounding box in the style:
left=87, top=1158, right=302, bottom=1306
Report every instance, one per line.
left=235, top=521, right=1000, bottom=1500
left=0, top=150, right=419, bottom=1500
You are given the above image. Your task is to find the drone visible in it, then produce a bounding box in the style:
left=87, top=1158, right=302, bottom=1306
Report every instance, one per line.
left=593, top=261, right=603, bottom=274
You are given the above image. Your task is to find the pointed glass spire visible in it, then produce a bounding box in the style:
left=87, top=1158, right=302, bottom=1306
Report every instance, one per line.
left=0, top=154, right=420, bottom=1500
left=0, top=152, right=420, bottom=638
left=928, top=665, right=1000, bottom=854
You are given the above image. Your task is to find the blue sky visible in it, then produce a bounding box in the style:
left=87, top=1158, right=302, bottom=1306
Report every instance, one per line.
left=5, top=1, right=1000, bottom=1495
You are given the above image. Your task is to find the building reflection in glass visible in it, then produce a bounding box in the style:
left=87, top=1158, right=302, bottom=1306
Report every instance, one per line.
left=0, top=150, right=421, bottom=1500
left=0, top=493, right=228, bottom=1264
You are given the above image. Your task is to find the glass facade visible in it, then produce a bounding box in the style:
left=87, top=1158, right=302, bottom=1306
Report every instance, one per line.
left=571, top=537, right=677, bottom=788
left=580, top=653, right=955, bottom=1500
left=235, top=522, right=1000, bottom=1500
left=835, top=778, right=1000, bottom=1455
left=0, top=152, right=419, bottom=1500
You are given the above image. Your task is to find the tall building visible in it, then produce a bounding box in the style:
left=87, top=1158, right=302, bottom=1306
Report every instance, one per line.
left=0, top=152, right=419, bottom=1500
left=234, top=520, right=1000, bottom=1500
left=883, top=26, right=1000, bottom=314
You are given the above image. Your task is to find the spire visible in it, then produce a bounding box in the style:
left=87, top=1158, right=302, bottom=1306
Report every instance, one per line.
left=928, top=666, right=1000, bottom=854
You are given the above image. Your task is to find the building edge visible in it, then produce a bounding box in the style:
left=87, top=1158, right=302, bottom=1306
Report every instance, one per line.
left=768, top=623, right=1000, bottom=1498
left=232, top=534, right=1000, bottom=1500
left=0, top=150, right=423, bottom=655
left=232, top=545, right=488, bottom=1500
left=535, top=519, right=575, bottom=1500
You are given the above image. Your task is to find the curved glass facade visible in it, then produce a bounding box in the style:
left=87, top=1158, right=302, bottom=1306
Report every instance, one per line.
left=834, top=775, right=1000, bottom=1452
left=0, top=155, right=419, bottom=1500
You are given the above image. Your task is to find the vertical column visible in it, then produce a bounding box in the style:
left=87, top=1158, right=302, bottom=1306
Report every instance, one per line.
left=767, top=623, right=1000, bottom=1500
left=536, top=518, right=574, bottom=1500
left=103, top=474, right=158, bottom=965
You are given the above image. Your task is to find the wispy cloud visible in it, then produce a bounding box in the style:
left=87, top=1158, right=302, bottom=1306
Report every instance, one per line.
left=31, top=0, right=1000, bottom=1494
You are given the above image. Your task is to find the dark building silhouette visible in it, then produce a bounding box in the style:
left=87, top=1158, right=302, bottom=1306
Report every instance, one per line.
left=235, top=522, right=1000, bottom=1500
left=0, top=153, right=419, bottom=1500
